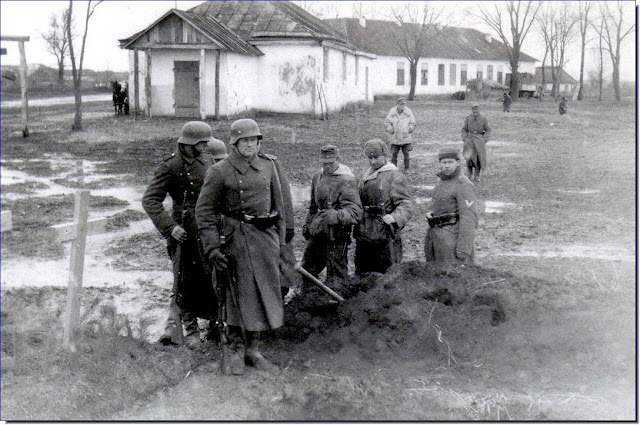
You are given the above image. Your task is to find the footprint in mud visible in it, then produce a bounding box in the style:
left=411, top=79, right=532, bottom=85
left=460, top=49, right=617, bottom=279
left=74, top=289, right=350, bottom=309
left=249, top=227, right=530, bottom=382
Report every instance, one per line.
left=472, top=294, right=507, bottom=326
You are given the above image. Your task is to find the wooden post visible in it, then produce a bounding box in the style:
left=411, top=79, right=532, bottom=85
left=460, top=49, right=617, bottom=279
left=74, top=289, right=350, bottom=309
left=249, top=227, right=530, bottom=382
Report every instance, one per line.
left=2, top=36, right=30, bottom=136
left=215, top=50, right=220, bottom=120
left=62, top=190, right=90, bottom=348
left=134, top=48, right=140, bottom=119
left=199, top=49, right=206, bottom=119
left=18, top=40, right=28, bottom=136
left=1, top=211, right=13, bottom=233
left=145, top=49, right=152, bottom=118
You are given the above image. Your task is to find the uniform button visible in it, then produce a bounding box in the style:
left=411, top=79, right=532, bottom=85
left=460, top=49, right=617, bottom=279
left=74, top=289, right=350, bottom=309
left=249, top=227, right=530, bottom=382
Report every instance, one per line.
left=240, top=190, right=244, bottom=194
left=187, top=173, right=190, bottom=176
left=239, top=180, right=243, bottom=183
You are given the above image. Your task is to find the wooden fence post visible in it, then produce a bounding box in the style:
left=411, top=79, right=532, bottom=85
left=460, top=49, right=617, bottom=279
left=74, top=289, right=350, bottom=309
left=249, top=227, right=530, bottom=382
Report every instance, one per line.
left=62, top=190, right=90, bottom=348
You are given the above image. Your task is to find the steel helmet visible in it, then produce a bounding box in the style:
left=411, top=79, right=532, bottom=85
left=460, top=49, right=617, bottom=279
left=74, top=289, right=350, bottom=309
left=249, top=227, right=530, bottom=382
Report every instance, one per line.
left=229, top=118, right=262, bottom=145
left=206, top=138, right=228, bottom=160
left=178, top=121, right=216, bottom=145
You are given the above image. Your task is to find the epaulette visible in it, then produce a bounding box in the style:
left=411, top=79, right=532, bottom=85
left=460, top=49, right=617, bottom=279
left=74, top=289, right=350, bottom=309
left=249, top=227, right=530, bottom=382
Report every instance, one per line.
left=258, top=152, right=278, bottom=161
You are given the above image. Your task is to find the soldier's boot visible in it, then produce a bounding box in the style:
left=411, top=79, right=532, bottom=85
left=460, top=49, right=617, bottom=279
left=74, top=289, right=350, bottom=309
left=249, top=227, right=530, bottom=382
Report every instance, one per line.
left=228, top=329, right=246, bottom=376
left=245, top=331, right=279, bottom=374
left=474, top=167, right=481, bottom=182
left=404, top=156, right=410, bottom=173
left=467, top=164, right=474, bottom=180
left=183, top=315, right=201, bottom=349
left=205, top=319, right=220, bottom=343
left=158, top=315, right=181, bottom=345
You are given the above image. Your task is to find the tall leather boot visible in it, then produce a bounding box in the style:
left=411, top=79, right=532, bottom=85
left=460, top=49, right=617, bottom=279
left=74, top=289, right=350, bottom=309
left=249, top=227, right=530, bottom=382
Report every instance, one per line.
left=228, top=326, right=246, bottom=376
left=467, top=163, right=474, bottom=180
left=245, top=331, right=279, bottom=373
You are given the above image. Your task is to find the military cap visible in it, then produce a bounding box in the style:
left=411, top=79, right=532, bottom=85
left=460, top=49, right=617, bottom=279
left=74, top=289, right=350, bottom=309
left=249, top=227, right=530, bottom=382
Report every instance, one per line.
left=471, top=103, right=480, bottom=110
left=438, top=147, right=461, bottom=161
left=205, top=138, right=228, bottom=160
left=178, top=121, right=216, bottom=145
left=364, top=139, right=388, bottom=157
left=396, top=97, right=406, bottom=105
left=319, top=144, right=340, bottom=163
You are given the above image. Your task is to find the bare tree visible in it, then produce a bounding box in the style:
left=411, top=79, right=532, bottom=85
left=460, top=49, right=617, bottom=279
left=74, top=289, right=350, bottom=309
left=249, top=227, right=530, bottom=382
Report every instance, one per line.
left=390, top=2, right=445, bottom=100
left=536, top=4, right=557, bottom=95
left=472, top=1, right=542, bottom=100
left=576, top=1, right=594, bottom=100
left=66, top=0, right=102, bottom=131
left=552, top=4, right=577, bottom=97
left=591, top=1, right=635, bottom=102
left=41, top=7, right=73, bottom=85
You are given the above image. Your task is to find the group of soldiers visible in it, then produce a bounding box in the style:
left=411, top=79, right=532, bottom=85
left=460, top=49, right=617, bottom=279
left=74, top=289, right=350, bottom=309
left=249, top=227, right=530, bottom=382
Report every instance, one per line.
left=142, top=100, right=487, bottom=375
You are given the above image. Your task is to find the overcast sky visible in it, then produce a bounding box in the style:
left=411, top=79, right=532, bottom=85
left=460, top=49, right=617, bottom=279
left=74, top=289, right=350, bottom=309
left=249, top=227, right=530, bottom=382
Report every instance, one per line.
left=0, top=0, right=636, bottom=81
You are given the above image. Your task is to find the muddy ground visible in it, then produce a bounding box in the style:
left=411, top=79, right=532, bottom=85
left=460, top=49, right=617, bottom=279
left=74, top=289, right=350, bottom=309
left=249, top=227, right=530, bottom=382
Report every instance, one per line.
left=0, top=97, right=636, bottom=420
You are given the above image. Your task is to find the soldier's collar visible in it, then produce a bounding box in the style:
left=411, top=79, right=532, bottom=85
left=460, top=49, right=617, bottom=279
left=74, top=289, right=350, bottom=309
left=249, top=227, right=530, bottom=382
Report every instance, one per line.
left=228, top=150, right=265, bottom=174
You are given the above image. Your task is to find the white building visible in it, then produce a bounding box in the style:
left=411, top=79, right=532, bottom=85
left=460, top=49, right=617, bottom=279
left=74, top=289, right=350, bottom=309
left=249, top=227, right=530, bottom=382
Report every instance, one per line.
left=325, top=18, right=538, bottom=97
left=119, top=1, right=375, bottom=118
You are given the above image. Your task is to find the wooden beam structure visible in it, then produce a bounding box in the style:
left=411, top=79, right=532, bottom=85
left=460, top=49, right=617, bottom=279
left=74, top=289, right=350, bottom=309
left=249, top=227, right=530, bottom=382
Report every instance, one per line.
left=1, top=35, right=30, bottom=136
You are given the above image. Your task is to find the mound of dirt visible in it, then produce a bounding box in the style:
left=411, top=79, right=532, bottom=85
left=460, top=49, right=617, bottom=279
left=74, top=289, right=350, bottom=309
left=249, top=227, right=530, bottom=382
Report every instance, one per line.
left=274, top=260, right=590, bottom=368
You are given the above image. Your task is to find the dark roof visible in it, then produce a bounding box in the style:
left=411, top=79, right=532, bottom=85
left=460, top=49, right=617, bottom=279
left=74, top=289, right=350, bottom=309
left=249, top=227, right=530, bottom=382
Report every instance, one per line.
left=187, top=1, right=348, bottom=44
left=324, top=18, right=538, bottom=63
left=536, top=67, right=577, bottom=84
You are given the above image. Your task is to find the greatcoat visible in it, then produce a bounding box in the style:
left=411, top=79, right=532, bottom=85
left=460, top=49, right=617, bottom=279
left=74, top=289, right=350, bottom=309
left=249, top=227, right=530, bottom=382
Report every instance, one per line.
left=142, top=148, right=215, bottom=320
left=196, top=149, right=286, bottom=331
left=461, top=113, right=492, bottom=169
left=424, top=168, right=478, bottom=264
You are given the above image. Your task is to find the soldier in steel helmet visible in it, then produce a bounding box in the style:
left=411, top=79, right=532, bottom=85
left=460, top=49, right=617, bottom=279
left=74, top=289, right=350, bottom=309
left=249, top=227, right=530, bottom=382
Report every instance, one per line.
left=354, top=139, right=414, bottom=274
left=142, top=121, right=223, bottom=348
left=424, top=147, right=478, bottom=265
left=300, top=144, right=362, bottom=288
left=196, top=118, right=289, bottom=375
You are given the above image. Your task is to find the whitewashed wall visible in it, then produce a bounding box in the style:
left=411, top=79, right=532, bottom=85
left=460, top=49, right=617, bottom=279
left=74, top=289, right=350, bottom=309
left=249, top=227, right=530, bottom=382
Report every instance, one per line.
left=370, top=55, right=537, bottom=97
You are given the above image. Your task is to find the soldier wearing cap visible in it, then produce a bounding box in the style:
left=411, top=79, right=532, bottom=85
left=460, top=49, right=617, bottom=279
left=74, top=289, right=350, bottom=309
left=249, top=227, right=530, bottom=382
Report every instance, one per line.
left=384, top=97, right=417, bottom=173
left=461, top=103, right=491, bottom=182
left=142, top=121, right=221, bottom=348
left=196, top=118, right=288, bottom=375
left=424, top=147, right=478, bottom=265
left=354, top=139, right=414, bottom=274
left=301, top=144, right=362, bottom=287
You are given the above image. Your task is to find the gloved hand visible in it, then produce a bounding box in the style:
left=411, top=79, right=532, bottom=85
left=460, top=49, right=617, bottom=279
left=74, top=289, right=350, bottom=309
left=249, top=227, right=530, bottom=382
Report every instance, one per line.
left=280, top=244, right=297, bottom=266
left=302, top=224, right=311, bottom=240
left=209, top=248, right=228, bottom=270
left=285, top=228, right=295, bottom=243
left=381, top=214, right=396, bottom=226
left=171, top=225, right=188, bottom=242
left=319, top=209, right=340, bottom=226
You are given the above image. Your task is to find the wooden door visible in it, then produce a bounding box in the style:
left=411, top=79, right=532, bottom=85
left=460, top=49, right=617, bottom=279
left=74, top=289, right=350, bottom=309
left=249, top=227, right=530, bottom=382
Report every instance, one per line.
left=174, top=61, right=199, bottom=117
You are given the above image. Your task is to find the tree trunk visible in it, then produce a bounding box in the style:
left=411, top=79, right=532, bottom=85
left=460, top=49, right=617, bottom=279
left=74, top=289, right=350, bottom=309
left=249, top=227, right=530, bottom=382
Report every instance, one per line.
left=408, top=60, right=417, bottom=100
left=612, top=61, right=620, bottom=102
left=72, top=78, right=82, bottom=130
left=578, top=37, right=586, bottom=100
left=509, top=60, right=519, bottom=100
left=57, top=61, right=65, bottom=85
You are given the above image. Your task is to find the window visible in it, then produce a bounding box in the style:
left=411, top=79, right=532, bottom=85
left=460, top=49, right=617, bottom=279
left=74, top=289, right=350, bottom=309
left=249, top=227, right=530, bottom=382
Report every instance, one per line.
left=342, top=52, right=347, bottom=82
left=397, top=62, right=405, bottom=85
left=355, top=56, right=359, bottom=85
left=438, top=64, right=445, bottom=85
left=476, top=65, right=483, bottom=79
left=497, top=65, right=503, bottom=84
left=323, top=47, right=329, bottom=83
left=487, top=65, right=493, bottom=80
left=505, top=73, right=512, bottom=87
left=420, top=63, right=428, bottom=85
left=449, top=64, right=457, bottom=86
left=461, top=64, right=468, bottom=85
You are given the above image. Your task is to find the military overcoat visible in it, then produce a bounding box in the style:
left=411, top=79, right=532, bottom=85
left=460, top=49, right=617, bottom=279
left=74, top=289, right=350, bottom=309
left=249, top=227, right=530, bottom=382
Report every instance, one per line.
left=196, top=149, right=286, bottom=331
left=461, top=113, right=492, bottom=168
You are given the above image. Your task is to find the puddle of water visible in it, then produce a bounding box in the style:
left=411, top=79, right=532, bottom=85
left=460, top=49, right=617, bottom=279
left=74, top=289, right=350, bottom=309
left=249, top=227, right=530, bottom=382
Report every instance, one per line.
left=413, top=184, right=435, bottom=191
left=290, top=183, right=311, bottom=206
left=414, top=197, right=432, bottom=205
left=483, top=200, right=518, bottom=214
left=496, top=245, right=635, bottom=262
left=557, top=189, right=600, bottom=195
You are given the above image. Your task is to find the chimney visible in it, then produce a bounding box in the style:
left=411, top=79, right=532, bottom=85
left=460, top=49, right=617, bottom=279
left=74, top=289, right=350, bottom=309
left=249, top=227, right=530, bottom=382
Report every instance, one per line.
left=359, top=17, right=366, bottom=28
left=485, top=33, right=492, bottom=43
